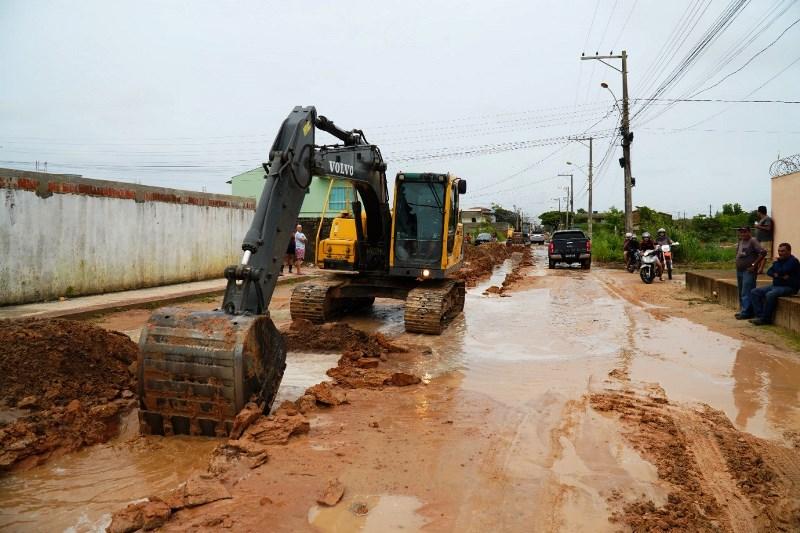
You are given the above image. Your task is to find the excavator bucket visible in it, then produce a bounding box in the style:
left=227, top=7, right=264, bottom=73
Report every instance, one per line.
left=137, top=307, right=286, bottom=437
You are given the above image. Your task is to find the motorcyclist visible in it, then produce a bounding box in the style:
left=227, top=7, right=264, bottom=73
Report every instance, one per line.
left=624, top=233, right=640, bottom=269
left=640, top=231, right=664, bottom=280
left=623, top=232, right=632, bottom=265
left=655, top=228, right=672, bottom=246
left=639, top=232, right=656, bottom=251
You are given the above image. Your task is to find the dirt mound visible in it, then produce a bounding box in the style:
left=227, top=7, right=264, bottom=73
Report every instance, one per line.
left=590, top=391, right=800, bottom=532
left=0, top=318, right=137, bottom=409
left=454, top=243, right=510, bottom=287
left=0, top=318, right=138, bottom=471
left=282, top=320, right=407, bottom=358
left=499, top=246, right=534, bottom=294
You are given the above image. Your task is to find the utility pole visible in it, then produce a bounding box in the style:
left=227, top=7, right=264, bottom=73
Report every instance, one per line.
left=558, top=174, right=574, bottom=228
left=552, top=197, right=562, bottom=229
left=568, top=137, right=593, bottom=237
left=581, top=50, right=633, bottom=232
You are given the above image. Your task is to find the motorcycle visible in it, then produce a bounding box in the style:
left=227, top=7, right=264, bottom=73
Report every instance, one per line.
left=640, top=242, right=679, bottom=283
left=626, top=249, right=641, bottom=273
left=661, top=242, right=679, bottom=280
left=639, top=248, right=661, bottom=284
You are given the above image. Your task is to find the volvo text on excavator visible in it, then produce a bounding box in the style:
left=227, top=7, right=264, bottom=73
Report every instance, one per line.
left=137, top=106, right=467, bottom=437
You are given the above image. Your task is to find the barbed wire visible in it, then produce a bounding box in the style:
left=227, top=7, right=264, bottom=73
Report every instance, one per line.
left=769, top=153, right=800, bottom=177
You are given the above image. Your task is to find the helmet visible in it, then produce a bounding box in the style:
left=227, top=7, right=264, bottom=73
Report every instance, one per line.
left=625, top=232, right=632, bottom=238
left=642, top=232, right=651, bottom=239
left=657, top=228, right=666, bottom=235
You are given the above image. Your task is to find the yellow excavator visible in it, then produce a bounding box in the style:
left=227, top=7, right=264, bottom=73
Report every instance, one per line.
left=137, top=107, right=467, bottom=436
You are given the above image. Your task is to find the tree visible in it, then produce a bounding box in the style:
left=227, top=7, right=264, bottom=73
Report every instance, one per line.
left=577, top=208, right=587, bottom=214
left=604, top=206, right=623, bottom=231
left=538, top=211, right=562, bottom=230
left=491, top=203, right=518, bottom=225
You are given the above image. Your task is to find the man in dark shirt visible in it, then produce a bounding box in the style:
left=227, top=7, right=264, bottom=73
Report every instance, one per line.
left=749, top=243, right=800, bottom=325
left=734, top=227, right=767, bottom=319
left=754, top=205, right=773, bottom=256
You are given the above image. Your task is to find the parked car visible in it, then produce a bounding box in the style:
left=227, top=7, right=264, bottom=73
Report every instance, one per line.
left=530, top=232, right=546, bottom=245
left=548, top=229, right=591, bottom=269
left=474, top=232, right=493, bottom=245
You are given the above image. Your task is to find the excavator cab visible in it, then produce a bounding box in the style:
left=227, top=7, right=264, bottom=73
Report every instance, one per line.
left=390, top=173, right=465, bottom=279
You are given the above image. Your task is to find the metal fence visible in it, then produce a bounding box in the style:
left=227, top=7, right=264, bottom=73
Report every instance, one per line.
left=769, top=154, right=800, bottom=178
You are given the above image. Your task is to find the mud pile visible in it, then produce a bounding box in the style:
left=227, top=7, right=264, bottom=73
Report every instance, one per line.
left=283, top=319, right=421, bottom=394
left=590, top=391, right=800, bottom=531
left=454, top=243, right=511, bottom=287
left=0, top=318, right=138, bottom=471
left=497, top=245, right=534, bottom=294
left=282, top=319, right=406, bottom=358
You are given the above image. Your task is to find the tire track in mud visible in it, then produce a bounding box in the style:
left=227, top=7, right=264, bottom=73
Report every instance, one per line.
left=589, top=388, right=800, bottom=532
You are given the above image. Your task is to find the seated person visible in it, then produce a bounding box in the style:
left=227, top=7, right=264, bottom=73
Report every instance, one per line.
left=749, top=242, right=800, bottom=325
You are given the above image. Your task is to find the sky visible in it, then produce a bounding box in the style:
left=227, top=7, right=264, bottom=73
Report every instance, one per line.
left=2, top=0, right=799, bottom=221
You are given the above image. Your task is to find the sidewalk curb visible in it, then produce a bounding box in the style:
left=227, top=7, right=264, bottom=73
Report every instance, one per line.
left=0, top=275, right=315, bottom=321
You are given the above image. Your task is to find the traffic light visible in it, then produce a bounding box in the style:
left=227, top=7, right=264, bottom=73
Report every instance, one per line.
left=631, top=177, right=636, bottom=187
left=618, top=157, right=626, bottom=168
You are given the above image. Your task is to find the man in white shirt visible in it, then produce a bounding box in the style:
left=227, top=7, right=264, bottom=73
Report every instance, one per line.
left=294, top=224, right=307, bottom=275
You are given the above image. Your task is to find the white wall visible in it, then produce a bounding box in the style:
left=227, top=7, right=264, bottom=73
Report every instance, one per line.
left=0, top=173, right=254, bottom=305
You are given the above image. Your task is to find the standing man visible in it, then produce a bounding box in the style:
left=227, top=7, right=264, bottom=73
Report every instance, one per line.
left=294, top=223, right=307, bottom=275
left=754, top=206, right=773, bottom=257
left=734, top=227, right=767, bottom=320
left=749, top=243, right=800, bottom=325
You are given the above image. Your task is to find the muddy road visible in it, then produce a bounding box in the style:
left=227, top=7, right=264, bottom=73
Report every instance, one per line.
left=1, top=247, right=799, bottom=532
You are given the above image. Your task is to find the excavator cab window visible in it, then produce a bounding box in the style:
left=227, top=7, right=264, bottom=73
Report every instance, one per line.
left=394, top=178, right=445, bottom=266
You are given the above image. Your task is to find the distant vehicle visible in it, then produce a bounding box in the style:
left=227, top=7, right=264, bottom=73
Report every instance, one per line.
left=530, top=232, right=546, bottom=245
left=474, top=232, right=493, bottom=245
left=510, top=231, right=527, bottom=246
left=548, top=229, right=591, bottom=269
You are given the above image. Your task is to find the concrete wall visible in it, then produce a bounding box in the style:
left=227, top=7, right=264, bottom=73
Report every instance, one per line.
left=772, top=170, right=800, bottom=249
left=685, top=271, right=799, bottom=334
left=0, top=169, right=255, bottom=305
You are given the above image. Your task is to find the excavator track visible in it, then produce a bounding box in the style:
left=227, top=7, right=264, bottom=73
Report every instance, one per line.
left=290, top=279, right=346, bottom=323
left=404, top=279, right=466, bottom=334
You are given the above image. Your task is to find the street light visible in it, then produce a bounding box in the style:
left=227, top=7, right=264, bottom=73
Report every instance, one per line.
left=601, top=82, right=622, bottom=115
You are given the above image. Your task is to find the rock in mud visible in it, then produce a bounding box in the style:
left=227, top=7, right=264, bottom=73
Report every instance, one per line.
left=229, top=402, right=263, bottom=439
left=166, top=472, right=232, bottom=510
left=107, top=498, right=171, bottom=533
left=317, top=478, right=345, bottom=506
left=242, top=412, right=310, bottom=445
left=209, top=439, right=270, bottom=474
left=307, top=382, right=348, bottom=406
left=295, top=394, right=317, bottom=414
left=389, top=372, right=422, bottom=387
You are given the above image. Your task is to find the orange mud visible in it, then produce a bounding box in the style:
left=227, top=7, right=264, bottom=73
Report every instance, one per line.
left=0, top=319, right=138, bottom=471
left=108, top=321, right=425, bottom=530
left=453, top=243, right=511, bottom=287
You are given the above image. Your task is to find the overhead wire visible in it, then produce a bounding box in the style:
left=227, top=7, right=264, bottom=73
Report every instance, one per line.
left=633, top=0, right=795, bottom=126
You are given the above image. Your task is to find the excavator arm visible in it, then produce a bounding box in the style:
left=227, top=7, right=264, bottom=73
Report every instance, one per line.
left=137, top=106, right=392, bottom=436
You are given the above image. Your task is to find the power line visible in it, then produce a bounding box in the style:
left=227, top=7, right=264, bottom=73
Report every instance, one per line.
left=634, top=97, right=800, bottom=104
left=691, top=14, right=800, bottom=96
